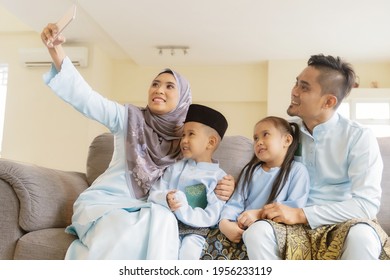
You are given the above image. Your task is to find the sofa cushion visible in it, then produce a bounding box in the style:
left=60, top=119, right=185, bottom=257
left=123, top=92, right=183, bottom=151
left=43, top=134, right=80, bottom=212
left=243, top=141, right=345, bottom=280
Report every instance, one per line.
left=214, top=135, right=253, bottom=180
left=0, top=159, right=88, bottom=232
left=14, top=228, right=76, bottom=260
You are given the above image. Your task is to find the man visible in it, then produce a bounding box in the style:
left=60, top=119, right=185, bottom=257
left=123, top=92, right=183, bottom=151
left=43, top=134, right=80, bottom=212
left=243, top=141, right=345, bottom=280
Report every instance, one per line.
left=243, top=54, right=389, bottom=260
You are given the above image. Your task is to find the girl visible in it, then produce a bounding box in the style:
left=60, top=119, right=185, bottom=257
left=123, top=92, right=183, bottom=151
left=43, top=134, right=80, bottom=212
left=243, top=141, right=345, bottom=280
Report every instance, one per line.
left=40, top=23, right=235, bottom=259
left=218, top=116, right=310, bottom=246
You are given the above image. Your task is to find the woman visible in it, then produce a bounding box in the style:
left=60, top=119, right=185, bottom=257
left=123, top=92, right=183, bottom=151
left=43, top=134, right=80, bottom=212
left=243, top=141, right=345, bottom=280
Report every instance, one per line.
left=40, top=23, right=235, bottom=259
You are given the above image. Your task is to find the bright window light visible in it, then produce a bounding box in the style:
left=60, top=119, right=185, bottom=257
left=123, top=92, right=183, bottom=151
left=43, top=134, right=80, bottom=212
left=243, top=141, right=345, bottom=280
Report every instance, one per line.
left=337, top=103, right=350, bottom=119
left=0, top=64, right=8, bottom=156
left=356, top=103, right=389, bottom=120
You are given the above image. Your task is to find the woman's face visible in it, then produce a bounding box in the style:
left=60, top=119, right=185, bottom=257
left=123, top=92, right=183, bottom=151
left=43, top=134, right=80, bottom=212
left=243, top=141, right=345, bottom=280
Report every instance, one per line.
left=148, top=72, right=180, bottom=115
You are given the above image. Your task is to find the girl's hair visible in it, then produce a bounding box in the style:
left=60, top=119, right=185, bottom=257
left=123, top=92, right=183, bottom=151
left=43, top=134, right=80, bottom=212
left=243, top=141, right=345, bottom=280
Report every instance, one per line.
left=236, top=116, right=300, bottom=204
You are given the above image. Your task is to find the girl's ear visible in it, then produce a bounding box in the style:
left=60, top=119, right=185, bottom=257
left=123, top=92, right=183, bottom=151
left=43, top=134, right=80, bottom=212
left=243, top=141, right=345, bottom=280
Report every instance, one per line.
left=284, top=134, right=293, bottom=148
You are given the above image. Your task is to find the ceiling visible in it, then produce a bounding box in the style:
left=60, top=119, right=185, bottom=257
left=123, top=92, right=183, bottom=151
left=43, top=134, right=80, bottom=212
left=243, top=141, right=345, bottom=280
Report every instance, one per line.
left=1, top=0, right=390, bottom=66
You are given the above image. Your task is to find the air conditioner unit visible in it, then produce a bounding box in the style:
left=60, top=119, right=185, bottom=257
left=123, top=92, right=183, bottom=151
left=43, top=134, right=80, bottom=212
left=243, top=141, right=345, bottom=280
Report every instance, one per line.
left=19, top=47, right=88, bottom=68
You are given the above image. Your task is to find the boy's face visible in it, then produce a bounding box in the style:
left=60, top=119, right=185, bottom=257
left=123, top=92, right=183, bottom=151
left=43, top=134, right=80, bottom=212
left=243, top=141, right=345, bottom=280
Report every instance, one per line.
left=180, top=122, right=212, bottom=163
left=148, top=73, right=179, bottom=115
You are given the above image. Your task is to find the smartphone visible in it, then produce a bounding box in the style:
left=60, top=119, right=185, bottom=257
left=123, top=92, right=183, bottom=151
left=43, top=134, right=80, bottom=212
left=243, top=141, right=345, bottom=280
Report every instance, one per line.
left=52, top=4, right=77, bottom=42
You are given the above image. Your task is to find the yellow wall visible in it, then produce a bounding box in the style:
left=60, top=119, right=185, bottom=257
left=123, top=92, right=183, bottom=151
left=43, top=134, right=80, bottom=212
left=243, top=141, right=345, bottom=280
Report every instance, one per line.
left=1, top=32, right=390, bottom=172
left=111, top=62, right=268, bottom=137
left=0, top=32, right=111, bottom=172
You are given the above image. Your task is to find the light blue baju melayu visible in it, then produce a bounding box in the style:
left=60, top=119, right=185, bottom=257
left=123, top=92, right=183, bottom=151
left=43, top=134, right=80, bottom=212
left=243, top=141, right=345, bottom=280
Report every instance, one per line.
left=43, top=57, right=191, bottom=259
left=220, top=161, right=310, bottom=222
left=148, top=158, right=226, bottom=259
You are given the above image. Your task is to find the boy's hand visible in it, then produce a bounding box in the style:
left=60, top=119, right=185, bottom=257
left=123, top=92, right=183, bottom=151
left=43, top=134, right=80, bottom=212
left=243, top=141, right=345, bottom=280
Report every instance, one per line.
left=166, top=190, right=182, bottom=211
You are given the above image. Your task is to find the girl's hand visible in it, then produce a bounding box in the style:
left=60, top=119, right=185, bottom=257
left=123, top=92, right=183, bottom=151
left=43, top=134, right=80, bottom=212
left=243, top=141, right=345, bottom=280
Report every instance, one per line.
left=219, top=219, right=244, bottom=243
left=214, top=174, right=235, bottom=201
left=237, top=209, right=261, bottom=229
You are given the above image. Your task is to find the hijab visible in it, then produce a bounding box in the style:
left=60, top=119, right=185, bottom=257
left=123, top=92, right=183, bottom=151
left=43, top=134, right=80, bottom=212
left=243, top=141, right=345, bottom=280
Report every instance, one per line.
left=125, top=69, right=192, bottom=198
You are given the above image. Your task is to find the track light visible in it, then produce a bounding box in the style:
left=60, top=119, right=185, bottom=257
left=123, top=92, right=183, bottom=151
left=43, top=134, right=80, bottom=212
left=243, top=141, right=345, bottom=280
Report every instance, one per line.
left=157, top=46, right=189, bottom=56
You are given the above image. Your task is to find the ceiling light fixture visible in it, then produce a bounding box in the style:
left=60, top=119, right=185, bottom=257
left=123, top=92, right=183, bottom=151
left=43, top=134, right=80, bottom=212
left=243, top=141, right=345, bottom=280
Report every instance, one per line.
left=157, top=46, right=189, bottom=56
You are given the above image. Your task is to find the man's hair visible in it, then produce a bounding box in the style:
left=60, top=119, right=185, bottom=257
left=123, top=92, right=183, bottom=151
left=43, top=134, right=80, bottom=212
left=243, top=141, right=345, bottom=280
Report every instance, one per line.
left=308, top=54, right=356, bottom=108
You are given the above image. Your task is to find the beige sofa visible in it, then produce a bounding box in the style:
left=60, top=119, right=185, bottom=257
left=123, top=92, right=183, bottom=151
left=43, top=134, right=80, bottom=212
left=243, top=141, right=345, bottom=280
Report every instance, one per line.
left=0, top=133, right=389, bottom=260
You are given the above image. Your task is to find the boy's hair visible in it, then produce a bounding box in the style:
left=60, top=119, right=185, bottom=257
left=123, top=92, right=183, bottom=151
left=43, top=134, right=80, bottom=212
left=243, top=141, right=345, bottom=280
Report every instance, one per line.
left=308, top=54, right=356, bottom=108
left=236, top=116, right=300, bottom=204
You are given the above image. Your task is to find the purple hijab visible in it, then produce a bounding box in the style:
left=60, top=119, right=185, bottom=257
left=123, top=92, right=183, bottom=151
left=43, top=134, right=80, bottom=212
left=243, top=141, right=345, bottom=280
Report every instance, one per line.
left=124, top=69, right=192, bottom=198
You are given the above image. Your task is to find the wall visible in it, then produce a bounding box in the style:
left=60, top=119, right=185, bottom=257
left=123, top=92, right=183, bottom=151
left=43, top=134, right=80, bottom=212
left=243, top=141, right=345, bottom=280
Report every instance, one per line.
left=0, top=32, right=112, bottom=172
left=111, top=62, right=268, bottom=138
left=0, top=32, right=268, bottom=172
left=267, top=58, right=390, bottom=118
left=353, top=62, right=390, bottom=88
left=1, top=32, right=390, bottom=173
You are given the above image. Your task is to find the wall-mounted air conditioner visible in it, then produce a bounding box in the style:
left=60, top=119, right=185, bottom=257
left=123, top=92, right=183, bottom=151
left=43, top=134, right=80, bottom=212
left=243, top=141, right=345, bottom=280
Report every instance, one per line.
left=19, top=47, right=88, bottom=68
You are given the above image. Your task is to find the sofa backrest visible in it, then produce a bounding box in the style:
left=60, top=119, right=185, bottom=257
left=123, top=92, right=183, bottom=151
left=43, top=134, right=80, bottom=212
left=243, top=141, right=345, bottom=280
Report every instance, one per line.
left=86, top=133, right=254, bottom=186
left=85, top=133, right=389, bottom=235
left=86, top=133, right=114, bottom=185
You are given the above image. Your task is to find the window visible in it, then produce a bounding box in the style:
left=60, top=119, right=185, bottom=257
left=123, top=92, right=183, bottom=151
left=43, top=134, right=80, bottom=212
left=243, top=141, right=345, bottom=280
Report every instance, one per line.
left=338, top=88, right=390, bottom=137
left=0, top=64, right=8, bottom=156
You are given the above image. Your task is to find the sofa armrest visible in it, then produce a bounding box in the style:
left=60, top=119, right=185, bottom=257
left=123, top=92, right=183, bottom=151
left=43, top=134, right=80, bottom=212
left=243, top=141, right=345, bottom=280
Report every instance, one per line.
left=0, top=159, right=89, bottom=232
left=0, top=178, right=24, bottom=259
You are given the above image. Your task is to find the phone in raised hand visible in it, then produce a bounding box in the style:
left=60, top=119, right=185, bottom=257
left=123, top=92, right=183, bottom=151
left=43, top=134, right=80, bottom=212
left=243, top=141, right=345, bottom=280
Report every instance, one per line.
left=47, top=4, right=77, bottom=46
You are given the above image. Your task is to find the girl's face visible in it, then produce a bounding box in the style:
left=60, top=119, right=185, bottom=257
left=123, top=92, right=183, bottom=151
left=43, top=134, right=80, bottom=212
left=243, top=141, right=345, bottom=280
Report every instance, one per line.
left=253, top=120, right=292, bottom=169
left=148, top=73, right=180, bottom=115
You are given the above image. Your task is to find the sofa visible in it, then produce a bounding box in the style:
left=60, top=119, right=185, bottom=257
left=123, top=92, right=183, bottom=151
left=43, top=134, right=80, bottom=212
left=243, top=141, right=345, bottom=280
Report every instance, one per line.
left=0, top=133, right=389, bottom=260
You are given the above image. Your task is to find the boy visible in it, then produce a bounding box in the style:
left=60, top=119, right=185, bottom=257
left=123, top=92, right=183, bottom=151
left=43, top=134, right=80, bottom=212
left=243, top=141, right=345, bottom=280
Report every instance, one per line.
left=148, top=104, right=228, bottom=259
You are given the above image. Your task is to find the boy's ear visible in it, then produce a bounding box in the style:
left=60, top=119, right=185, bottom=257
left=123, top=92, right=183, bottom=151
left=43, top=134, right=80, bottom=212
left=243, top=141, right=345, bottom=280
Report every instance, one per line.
left=208, top=135, right=218, bottom=149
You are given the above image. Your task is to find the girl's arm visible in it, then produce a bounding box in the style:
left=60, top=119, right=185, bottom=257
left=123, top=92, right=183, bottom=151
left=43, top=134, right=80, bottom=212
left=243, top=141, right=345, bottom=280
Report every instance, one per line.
left=214, top=174, right=235, bottom=201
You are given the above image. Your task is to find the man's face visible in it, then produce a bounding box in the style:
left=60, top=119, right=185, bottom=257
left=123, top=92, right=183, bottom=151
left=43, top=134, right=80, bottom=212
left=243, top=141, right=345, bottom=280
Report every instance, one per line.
left=287, top=66, right=329, bottom=122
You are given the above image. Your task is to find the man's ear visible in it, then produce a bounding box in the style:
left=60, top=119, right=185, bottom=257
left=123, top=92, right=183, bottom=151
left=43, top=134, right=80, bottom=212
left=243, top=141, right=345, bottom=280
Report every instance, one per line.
left=324, top=94, right=338, bottom=109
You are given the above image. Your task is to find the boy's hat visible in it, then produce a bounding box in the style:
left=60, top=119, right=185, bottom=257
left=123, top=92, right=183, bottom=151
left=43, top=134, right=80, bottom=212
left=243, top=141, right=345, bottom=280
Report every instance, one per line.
left=184, top=104, right=228, bottom=139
